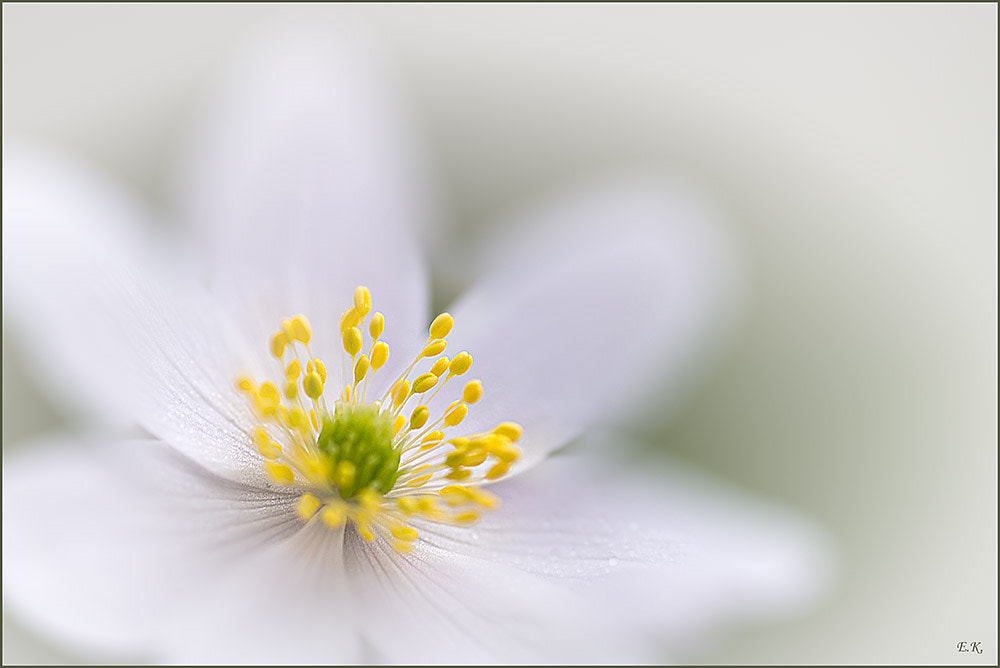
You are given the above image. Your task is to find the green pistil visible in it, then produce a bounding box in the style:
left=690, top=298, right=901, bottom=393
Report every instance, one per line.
left=317, top=402, right=400, bottom=498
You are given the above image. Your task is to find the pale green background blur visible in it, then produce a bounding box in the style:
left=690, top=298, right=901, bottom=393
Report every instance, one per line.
left=2, top=4, right=996, bottom=664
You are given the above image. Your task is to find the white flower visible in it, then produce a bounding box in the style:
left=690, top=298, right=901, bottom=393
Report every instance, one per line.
left=2, top=33, right=829, bottom=664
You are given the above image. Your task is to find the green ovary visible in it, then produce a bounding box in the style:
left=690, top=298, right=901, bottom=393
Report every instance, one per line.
left=317, top=402, right=400, bottom=498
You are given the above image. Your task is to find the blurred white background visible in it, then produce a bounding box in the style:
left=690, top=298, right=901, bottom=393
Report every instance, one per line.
left=3, top=3, right=996, bottom=664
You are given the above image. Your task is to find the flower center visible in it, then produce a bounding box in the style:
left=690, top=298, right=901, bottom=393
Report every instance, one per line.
left=236, top=286, right=521, bottom=552
left=317, top=402, right=398, bottom=499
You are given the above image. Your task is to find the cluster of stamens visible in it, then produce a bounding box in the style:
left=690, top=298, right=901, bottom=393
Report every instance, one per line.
left=236, top=286, right=522, bottom=553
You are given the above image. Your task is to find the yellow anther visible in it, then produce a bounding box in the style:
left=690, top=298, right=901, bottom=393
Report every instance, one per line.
left=335, top=461, right=356, bottom=489
left=276, top=405, right=291, bottom=425
left=445, top=450, right=467, bottom=468
left=343, top=327, right=363, bottom=357
left=422, top=340, right=447, bottom=357
left=420, top=430, right=444, bottom=449
left=449, top=351, right=473, bottom=376
left=392, top=414, right=406, bottom=437
left=371, top=341, right=389, bottom=369
left=409, top=405, right=429, bottom=430
left=446, top=468, right=472, bottom=481
left=439, top=484, right=469, bottom=497
left=486, top=460, right=511, bottom=480
left=288, top=408, right=309, bottom=431
left=311, top=358, right=327, bottom=384
left=468, top=487, right=500, bottom=509
left=463, top=450, right=488, bottom=467
left=390, top=524, right=419, bottom=542
left=320, top=504, right=345, bottom=528
left=494, top=422, right=523, bottom=442
left=354, top=355, right=370, bottom=384
left=271, top=332, right=290, bottom=358
left=392, top=380, right=411, bottom=409
left=258, top=439, right=282, bottom=460
left=303, top=372, right=324, bottom=399
left=462, top=380, right=483, bottom=403
left=358, top=521, right=377, bottom=543
left=284, top=381, right=298, bottom=400
left=354, top=286, right=372, bottom=315
left=429, top=313, right=454, bottom=340
left=392, top=540, right=413, bottom=554
left=440, top=489, right=468, bottom=506
left=285, top=359, right=301, bottom=379
left=251, top=426, right=269, bottom=448
left=237, top=376, right=254, bottom=392
left=444, top=402, right=468, bottom=427
left=287, top=315, right=311, bottom=344
left=454, top=511, right=479, bottom=524
left=412, top=372, right=437, bottom=394
left=404, top=473, right=433, bottom=488
left=339, top=307, right=361, bottom=333
left=259, top=382, right=280, bottom=403
left=430, top=357, right=450, bottom=377
left=476, top=434, right=501, bottom=450
left=300, top=452, right=328, bottom=484
left=397, top=497, right=420, bottom=514
left=252, top=426, right=279, bottom=457
left=264, top=461, right=294, bottom=485
left=417, top=496, right=442, bottom=514
left=358, top=488, right=383, bottom=512
left=488, top=437, right=520, bottom=463
left=295, top=493, right=321, bottom=521
left=369, top=312, right=384, bottom=340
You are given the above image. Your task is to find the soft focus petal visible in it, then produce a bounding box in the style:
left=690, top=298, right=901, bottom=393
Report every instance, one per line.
left=1, top=437, right=309, bottom=661
left=3, top=148, right=266, bottom=485
left=167, top=522, right=360, bottom=664
left=343, top=528, right=654, bottom=663
left=419, top=441, right=833, bottom=651
left=440, top=181, right=740, bottom=472
left=178, top=29, right=432, bottom=385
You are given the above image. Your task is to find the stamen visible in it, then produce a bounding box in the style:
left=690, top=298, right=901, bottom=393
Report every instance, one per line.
left=412, top=372, right=437, bottom=394
left=236, top=286, right=522, bottom=552
left=295, top=493, right=321, bottom=521
left=409, top=406, right=429, bottom=430
left=353, top=286, right=372, bottom=315
left=354, top=355, right=370, bottom=384
left=462, top=380, right=483, bottom=403
left=430, top=357, right=450, bottom=377
left=369, top=312, right=384, bottom=340
left=421, top=340, right=447, bottom=357
left=343, top=327, right=363, bottom=357
left=429, top=312, right=454, bottom=340
left=371, top=341, right=389, bottom=369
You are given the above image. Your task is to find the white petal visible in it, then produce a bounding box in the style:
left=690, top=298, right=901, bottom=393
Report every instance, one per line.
left=343, top=527, right=654, bottom=664
left=177, top=29, right=432, bottom=385
left=3, top=148, right=267, bottom=485
left=419, top=443, right=833, bottom=649
left=440, top=181, right=740, bottom=472
left=1, top=437, right=307, bottom=661
left=167, top=522, right=360, bottom=664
